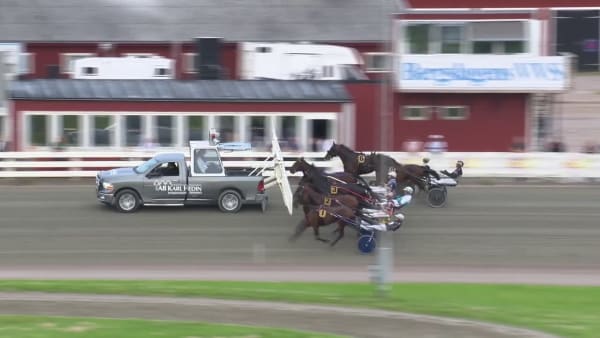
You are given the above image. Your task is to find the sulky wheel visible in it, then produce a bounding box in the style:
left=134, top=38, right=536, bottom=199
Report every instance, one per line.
left=358, top=235, right=377, bottom=254
left=427, top=187, right=447, bottom=208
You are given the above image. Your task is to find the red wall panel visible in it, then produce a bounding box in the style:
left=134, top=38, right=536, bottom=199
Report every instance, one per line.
left=393, top=93, right=527, bottom=152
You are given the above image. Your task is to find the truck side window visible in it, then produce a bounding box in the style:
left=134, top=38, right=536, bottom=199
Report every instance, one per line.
left=152, top=161, right=179, bottom=177
left=195, top=149, right=223, bottom=174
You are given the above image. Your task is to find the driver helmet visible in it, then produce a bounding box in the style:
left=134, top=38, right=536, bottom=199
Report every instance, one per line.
left=422, top=157, right=430, bottom=164
left=403, top=186, right=414, bottom=194
left=388, top=171, right=397, bottom=178
left=457, top=160, right=464, bottom=167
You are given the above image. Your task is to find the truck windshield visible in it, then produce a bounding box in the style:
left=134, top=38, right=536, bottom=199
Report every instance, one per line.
left=134, top=158, right=159, bottom=174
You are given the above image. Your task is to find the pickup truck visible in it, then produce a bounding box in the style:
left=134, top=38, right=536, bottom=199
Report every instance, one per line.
left=95, top=142, right=267, bottom=213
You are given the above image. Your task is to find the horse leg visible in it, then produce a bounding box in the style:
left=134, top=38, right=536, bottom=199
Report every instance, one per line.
left=313, top=219, right=330, bottom=243
left=288, top=218, right=308, bottom=242
left=330, top=222, right=346, bottom=247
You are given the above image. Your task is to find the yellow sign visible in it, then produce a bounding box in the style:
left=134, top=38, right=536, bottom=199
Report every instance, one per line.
left=324, top=197, right=332, bottom=206
left=508, top=158, right=533, bottom=169
left=330, top=186, right=338, bottom=194
left=319, top=209, right=327, bottom=218
left=564, top=159, right=591, bottom=169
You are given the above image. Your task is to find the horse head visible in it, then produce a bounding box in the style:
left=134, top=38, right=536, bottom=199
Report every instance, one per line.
left=323, top=142, right=338, bottom=160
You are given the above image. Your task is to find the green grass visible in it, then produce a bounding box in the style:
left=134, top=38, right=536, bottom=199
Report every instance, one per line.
left=0, top=281, right=599, bottom=338
left=0, top=315, right=346, bottom=338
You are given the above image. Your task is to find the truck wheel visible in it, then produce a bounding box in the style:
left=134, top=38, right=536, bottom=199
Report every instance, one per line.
left=218, top=190, right=242, bottom=213
left=115, top=189, right=140, bottom=213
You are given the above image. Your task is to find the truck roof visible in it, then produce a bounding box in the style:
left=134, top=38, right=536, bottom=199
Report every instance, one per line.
left=153, top=153, right=186, bottom=162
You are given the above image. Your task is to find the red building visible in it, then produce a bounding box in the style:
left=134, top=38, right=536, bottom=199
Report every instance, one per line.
left=3, top=0, right=594, bottom=152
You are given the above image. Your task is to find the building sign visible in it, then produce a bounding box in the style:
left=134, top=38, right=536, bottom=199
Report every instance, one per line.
left=397, top=55, right=570, bottom=92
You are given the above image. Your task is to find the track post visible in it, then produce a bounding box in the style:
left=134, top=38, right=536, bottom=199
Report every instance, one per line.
left=375, top=231, right=393, bottom=297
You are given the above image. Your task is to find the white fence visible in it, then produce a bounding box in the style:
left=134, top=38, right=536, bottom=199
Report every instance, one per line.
left=1, top=150, right=600, bottom=179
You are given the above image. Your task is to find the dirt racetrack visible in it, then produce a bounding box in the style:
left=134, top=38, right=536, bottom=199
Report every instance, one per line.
left=0, top=183, right=597, bottom=337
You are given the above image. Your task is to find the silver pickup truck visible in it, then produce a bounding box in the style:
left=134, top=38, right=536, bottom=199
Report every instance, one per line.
left=96, top=142, right=267, bottom=213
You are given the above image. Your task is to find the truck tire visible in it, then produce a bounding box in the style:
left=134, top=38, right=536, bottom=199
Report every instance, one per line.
left=218, top=190, right=242, bottom=213
left=115, top=189, right=141, bottom=213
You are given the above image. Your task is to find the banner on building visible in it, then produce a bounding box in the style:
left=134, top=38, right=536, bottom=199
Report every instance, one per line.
left=397, top=55, right=571, bottom=92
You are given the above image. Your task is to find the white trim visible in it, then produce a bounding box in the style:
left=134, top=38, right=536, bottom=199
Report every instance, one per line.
left=16, top=111, right=339, bottom=118
left=122, top=53, right=157, bottom=58
left=20, top=52, right=34, bottom=75
left=183, top=52, right=197, bottom=73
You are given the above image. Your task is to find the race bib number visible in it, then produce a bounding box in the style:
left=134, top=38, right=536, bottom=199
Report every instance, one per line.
left=323, top=197, right=332, bottom=206
left=330, top=186, right=338, bottom=195
left=318, top=209, right=327, bottom=218
left=357, top=154, right=366, bottom=163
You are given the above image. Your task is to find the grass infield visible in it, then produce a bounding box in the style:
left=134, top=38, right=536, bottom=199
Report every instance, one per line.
left=0, top=281, right=598, bottom=338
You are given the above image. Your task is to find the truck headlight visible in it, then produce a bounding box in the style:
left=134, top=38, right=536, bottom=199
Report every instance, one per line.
left=102, top=182, right=114, bottom=192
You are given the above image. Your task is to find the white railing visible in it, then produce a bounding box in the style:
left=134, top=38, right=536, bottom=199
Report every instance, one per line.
left=1, top=150, right=600, bottom=179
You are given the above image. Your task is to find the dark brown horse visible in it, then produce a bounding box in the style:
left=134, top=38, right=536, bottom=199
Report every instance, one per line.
left=289, top=184, right=360, bottom=246
left=290, top=158, right=379, bottom=208
left=324, top=142, right=377, bottom=177
left=370, top=153, right=440, bottom=191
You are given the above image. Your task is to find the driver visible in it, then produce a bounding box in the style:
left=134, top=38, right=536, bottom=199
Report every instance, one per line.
left=195, top=150, right=208, bottom=173
left=441, top=160, right=464, bottom=179
left=163, top=162, right=178, bottom=176
left=390, top=186, right=413, bottom=209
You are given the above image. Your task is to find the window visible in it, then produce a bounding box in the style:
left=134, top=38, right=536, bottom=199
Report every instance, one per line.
left=438, top=106, right=469, bottom=120
left=281, top=116, right=298, bottom=140
left=0, top=115, right=5, bottom=149
left=93, top=115, right=113, bottom=146
left=194, top=149, right=223, bottom=174
left=187, top=116, right=205, bottom=141
left=184, top=53, right=197, bottom=73
left=82, top=67, right=97, bottom=76
left=473, top=41, right=493, bottom=54
left=19, top=53, right=34, bottom=75
left=61, top=115, right=80, bottom=146
left=404, top=21, right=527, bottom=55
left=156, top=116, right=174, bottom=146
left=149, top=161, right=180, bottom=177
left=322, top=65, right=335, bottom=78
left=154, top=68, right=170, bottom=76
left=406, top=24, right=430, bottom=54
left=61, top=53, right=95, bottom=74
left=401, top=106, right=431, bottom=120
left=125, top=116, right=142, bottom=147
left=217, top=116, right=235, bottom=142
left=250, top=116, right=266, bottom=149
left=29, top=115, right=48, bottom=146
left=470, top=21, right=527, bottom=54
left=441, top=26, right=462, bottom=53
left=256, top=47, right=272, bottom=53
left=364, top=53, right=392, bottom=72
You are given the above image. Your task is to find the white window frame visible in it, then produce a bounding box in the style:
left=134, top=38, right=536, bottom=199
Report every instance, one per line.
left=122, top=53, right=157, bottom=58
left=364, top=52, right=393, bottom=72
left=19, top=52, right=34, bottom=75
left=184, top=52, right=197, bottom=73
left=401, top=106, right=432, bottom=120
left=60, top=53, right=95, bottom=74
left=438, top=106, right=469, bottom=120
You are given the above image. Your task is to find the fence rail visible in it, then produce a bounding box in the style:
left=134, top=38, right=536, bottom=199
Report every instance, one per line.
left=1, top=150, right=600, bottom=179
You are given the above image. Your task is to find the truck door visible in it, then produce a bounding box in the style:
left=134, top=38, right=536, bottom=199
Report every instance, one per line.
left=190, top=148, right=226, bottom=201
left=143, top=161, right=185, bottom=204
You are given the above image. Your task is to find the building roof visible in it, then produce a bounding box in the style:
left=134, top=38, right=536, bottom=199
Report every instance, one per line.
left=8, top=79, right=351, bottom=102
left=0, top=0, right=403, bottom=42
